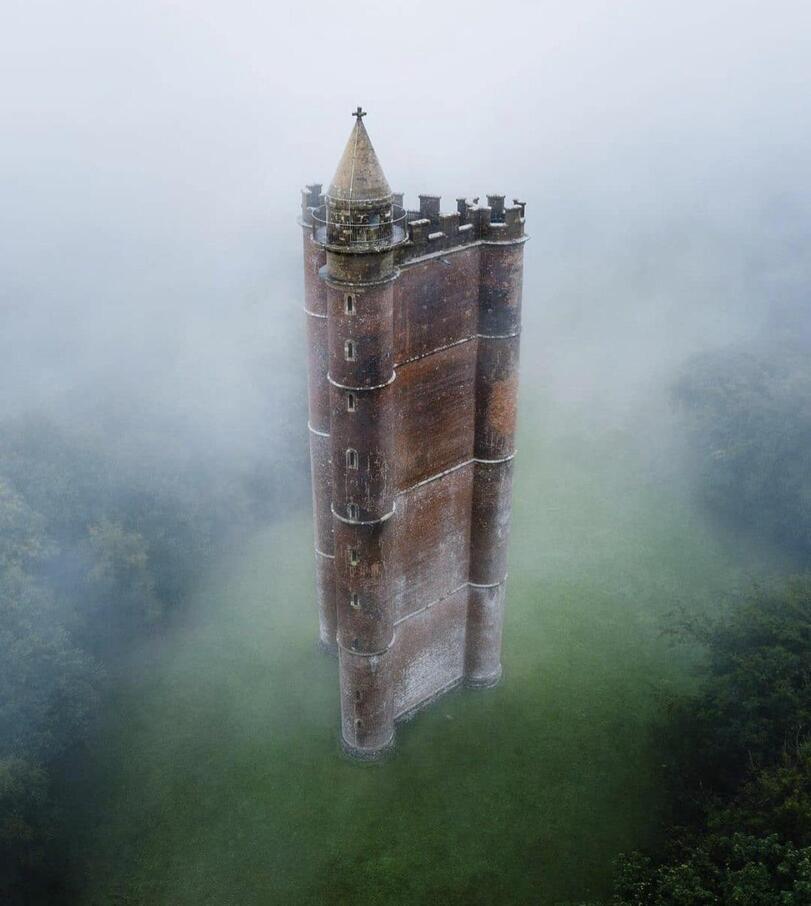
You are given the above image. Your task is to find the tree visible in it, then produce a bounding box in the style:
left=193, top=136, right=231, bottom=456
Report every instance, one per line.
left=673, top=344, right=811, bottom=562
left=0, top=481, right=100, bottom=902
left=83, top=518, right=163, bottom=646
left=602, top=579, right=811, bottom=905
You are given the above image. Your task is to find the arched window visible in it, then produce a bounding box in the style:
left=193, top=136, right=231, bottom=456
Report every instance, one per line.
left=345, top=294, right=355, bottom=315
left=350, top=592, right=360, bottom=609
left=344, top=339, right=356, bottom=361
left=347, top=392, right=356, bottom=412
left=346, top=448, right=358, bottom=469
left=347, top=503, right=359, bottom=521
left=348, top=547, right=360, bottom=566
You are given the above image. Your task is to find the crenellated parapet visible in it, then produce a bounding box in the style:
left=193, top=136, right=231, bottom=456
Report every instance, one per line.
left=405, top=192, right=526, bottom=257
left=303, top=190, right=526, bottom=262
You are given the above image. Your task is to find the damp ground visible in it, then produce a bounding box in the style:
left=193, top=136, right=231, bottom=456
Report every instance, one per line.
left=68, top=398, right=781, bottom=905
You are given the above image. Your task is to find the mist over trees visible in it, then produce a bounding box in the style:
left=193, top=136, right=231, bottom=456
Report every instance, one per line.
left=573, top=303, right=811, bottom=903
left=3, top=0, right=811, bottom=903
left=0, top=401, right=308, bottom=900
left=674, top=340, right=811, bottom=563
left=595, top=579, right=811, bottom=905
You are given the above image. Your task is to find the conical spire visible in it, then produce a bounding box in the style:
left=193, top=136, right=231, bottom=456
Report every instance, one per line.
left=327, top=108, right=391, bottom=204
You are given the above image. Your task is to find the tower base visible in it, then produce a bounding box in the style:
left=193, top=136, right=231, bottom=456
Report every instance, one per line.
left=464, top=665, right=503, bottom=689
left=339, top=731, right=395, bottom=763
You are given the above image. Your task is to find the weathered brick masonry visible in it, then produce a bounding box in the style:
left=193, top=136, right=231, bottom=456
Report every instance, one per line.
left=300, top=110, right=526, bottom=758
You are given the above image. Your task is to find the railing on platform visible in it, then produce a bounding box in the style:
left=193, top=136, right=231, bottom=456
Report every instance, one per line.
left=312, top=204, right=408, bottom=249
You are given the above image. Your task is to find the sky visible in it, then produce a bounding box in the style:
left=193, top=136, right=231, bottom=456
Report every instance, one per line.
left=2, top=0, right=811, bottom=446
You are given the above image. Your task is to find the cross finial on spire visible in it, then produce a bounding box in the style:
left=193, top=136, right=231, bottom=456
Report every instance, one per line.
left=353, top=106, right=366, bottom=120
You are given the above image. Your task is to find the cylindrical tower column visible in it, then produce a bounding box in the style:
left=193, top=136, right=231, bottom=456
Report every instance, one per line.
left=311, top=108, right=406, bottom=757
left=301, top=185, right=337, bottom=654
left=326, top=258, right=398, bottom=758
left=326, top=258, right=399, bottom=757
left=466, top=236, right=525, bottom=687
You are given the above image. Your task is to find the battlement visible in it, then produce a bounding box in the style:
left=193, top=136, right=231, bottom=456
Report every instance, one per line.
left=397, top=193, right=525, bottom=263
left=302, top=187, right=525, bottom=261
left=301, top=183, right=324, bottom=216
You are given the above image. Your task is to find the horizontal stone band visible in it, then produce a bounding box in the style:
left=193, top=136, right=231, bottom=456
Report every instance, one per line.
left=327, top=372, right=396, bottom=391
left=394, top=582, right=468, bottom=627
left=474, top=452, right=517, bottom=464
left=397, top=453, right=516, bottom=496
left=331, top=502, right=396, bottom=526
left=469, top=575, right=508, bottom=589
left=336, top=635, right=395, bottom=658
left=325, top=332, right=520, bottom=394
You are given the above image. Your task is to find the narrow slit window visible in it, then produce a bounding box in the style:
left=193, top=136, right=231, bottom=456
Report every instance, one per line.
left=347, top=392, right=356, bottom=412
left=350, top=592, right=360, bottom=609
left=345, top=294, right=355, bottom=314
left=347, top=503, right=359, bottom=520
left=344, top=339, right=355, bottom=361
left=348, top=547, right=360, bottom=566
left=346, top=448, right=358, bottom=469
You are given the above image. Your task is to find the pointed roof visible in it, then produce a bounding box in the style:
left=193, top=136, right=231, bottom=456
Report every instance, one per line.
left=327, top=112, right=391, bottom=204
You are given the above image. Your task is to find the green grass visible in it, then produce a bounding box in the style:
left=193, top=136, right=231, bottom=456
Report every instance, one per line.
left=69, top=398, right=781, bottom=905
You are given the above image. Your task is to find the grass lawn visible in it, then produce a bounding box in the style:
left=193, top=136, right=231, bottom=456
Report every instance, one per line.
left=69, top=398, right=779, bottom=904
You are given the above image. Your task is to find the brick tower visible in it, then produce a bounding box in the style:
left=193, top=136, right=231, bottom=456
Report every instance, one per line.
left=300, top=109, right=526, bottom=759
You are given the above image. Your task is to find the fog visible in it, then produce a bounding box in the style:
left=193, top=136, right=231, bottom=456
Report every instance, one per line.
left=3, top=1, right=811, bottom=902
left=5, top=0, right=810, bottom=429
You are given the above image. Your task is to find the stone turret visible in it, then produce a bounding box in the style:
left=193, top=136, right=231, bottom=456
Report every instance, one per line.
left=323, top=108, right=401, bottom=253
left=324, top=110, right=400, bottom=757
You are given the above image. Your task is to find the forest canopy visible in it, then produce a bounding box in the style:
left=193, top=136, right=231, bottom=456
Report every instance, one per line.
left=586, top=336, right=811, bottom=905
left=0, top=411, right=306, bottom=901
left=672, top=340, right=811, bottom=560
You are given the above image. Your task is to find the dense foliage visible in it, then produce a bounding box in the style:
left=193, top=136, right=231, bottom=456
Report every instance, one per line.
left=603, top=579, right=811, bottom=905
left=6, top=329, right=811, bottom=901
left=0, top=414, right=306, bottom=902
left=578, top=339, right=811, bottom=904
left=672, top=342, right=811, bottom=561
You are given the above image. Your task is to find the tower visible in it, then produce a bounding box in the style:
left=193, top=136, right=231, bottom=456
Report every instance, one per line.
left=300, top=110, right=526, bottom=759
